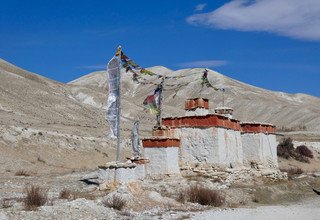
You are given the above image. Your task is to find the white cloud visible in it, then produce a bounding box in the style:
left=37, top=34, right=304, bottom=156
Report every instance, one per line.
left=178, top=60, right=227, bottom=68
left=187, top=0, right=320, bottom=41
left=195, top=3, right=207, bottom=11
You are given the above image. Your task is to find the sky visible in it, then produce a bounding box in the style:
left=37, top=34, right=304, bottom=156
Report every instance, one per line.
left=0, top=0, right=319, bottom=97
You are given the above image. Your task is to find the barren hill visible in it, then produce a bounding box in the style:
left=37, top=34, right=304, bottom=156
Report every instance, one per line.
left=70, top=66, right=320, bottom=134
left=0, top=59, right=115, bottom=173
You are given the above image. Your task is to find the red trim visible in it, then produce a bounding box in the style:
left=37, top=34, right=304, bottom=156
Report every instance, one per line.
left=152, top=128, right=175, bottom=137
left=142, top=138, right=180, bottom=148
left=241, top=123, right=276, bottom=133
left=162, top=114, right=241, bottom=130
left=185, top=98, right=209, bottom=110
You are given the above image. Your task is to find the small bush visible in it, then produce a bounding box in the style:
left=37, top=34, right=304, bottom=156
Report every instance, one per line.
left=24, top=186, right=48, bottom=211
left=59, top=189, right=72, bottom=199
left=252, top=197, right=260, bottom=203
left=103, top=194, right=126, bottom=211
left=280, top=168, right=303, bottom=178
left=15, top=170, right=31, bottom=176
left=1, top=199, right=13, bottom=208
left=277, top=138, right=294, bottom=159
left=295, top=154, right=310, bottom=163
left=295, top=145, right=313, bottom=158
left=178, top=185, right=224, bottom=207
left=277, top=138, right=311, bottom=163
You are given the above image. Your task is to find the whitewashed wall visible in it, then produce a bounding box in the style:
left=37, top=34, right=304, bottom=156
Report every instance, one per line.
left=242, top=133, right=278, bottom=168
left=144, top=147, right=180, bottom=176
left=174, top=127, right=243, bottom=168
left=98, top=167, right=137, bottom=184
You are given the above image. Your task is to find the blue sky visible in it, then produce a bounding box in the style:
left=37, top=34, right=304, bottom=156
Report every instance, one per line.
left=0, top=0, right=319, bottom=97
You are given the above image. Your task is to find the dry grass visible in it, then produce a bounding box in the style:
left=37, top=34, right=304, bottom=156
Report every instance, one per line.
left=59, top=189, right=72, bottom=199
left=15, top=170, right=31, bottom=176
left=24, top=185, right=48, bottom=211
left=1, top=198, right=13, bottom=209
left=103, top=194, right=127, bottom=211
left=58, top=189, right=95, bottom=200
left=178, top=185, right=225, bottom=207
left=280, top=168, right=303, bottom=178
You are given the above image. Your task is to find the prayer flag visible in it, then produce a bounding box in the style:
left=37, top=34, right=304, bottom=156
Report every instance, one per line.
left=143, top=84, right=162, bottom=115
left=106, top=56, right=121, bottom=139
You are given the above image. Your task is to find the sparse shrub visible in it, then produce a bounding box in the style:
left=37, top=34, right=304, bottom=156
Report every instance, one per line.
left=280, top=168, right=303, bottom=178
left=59, top=189, right=72, bottom=199
left=58, top=190, right=95, bottom=200
left=103, top=194, right=127, bottom=211
left=295, top=154, right=310, bottom=163
left=15, top=170, right=31, bottom=176
left=177, top=191, right=187, bottom=203
left=277, top=138, right=294, bottom=159
left=24, top=185, right=48, bottom=211
left=178, top=185, right=224, bottom=207
left=277, top=138, right=311, bottom=163
left=252, top=197, right=260, bottom=203
left=295, top=145, right=313, bottom=158
left=1, top=199, right=13, bottom=208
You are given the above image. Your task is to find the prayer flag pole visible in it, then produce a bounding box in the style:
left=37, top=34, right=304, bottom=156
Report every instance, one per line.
left=115, top=45, right=122, bottom=161
left=156, top=78, right=164, bottom=128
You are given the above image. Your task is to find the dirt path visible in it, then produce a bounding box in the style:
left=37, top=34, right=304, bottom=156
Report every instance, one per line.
left=191, top=197, right=320, bottom=220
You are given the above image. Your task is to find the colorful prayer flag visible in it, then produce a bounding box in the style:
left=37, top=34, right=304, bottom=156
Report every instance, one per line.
left=143, top=83, right=163, bottom=115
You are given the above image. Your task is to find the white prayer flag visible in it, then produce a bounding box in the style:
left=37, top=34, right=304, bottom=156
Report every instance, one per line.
left=106, top=56, right=120, bottom=139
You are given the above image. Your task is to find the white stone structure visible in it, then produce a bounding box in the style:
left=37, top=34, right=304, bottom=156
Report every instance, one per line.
left=142, top=138, right=181, bottom=177
left=174, top=127, right=243, bottom=168
left=140, top=98, right=279, bottom=178
left=241, top=122, right=278, bottom=168
left=185, top=98, right=209, bottom=116
left=98, top=161, right=148, bottom=186
left=158, top=99, right=245, bottom=168
left=242, top=133, right=278, bottom=168
left=98, top=166, right=137, bottom=184
left=214, top=107, right=234, bottom=119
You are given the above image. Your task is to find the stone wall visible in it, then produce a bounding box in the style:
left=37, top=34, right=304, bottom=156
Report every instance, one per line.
left=242, top=133, right=278, bottom=168
left=174, top=127, right=243, bottom=168
left=98, top=160, right=148, bottom=187
left=144, top=147, right=180, bottom=176
left=142, top=138, right=181, bottom=177
left=98, top=166, right=137, bottom=185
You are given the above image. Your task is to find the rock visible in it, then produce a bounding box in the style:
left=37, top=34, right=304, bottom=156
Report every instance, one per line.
left=103, top=185, right=133, bottom=204
left=261, top=170, right=275, bottom=176
left=313, top=172, right=320, bottom=177
left=257, top=165, right=264, bottom=170
left=148, top=191, right=164, bottom=202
